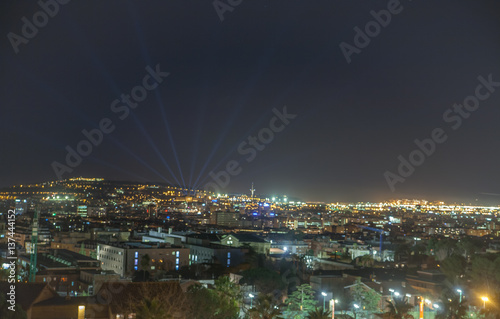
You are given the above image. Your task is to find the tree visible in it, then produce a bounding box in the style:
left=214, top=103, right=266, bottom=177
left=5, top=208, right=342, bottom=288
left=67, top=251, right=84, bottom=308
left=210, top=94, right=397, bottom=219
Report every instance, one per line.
left=248, top=293, right=283, bottom=319
left=440, top=254, right=466, bottom=285
left=241, top=267, right=286, bottom=295
left=284, top=284, right=318, bottom=319
left=350, top=277, right=381, bottom=313
left=357, top=254, right=375, bottom=267
left=112, top=282, right=187, bottom=319
left=436, top=295, right=466, bottom=319
left=0, top=296, right=27, bottom=319
left=243, top=243, right=259, bottom=268
left=135, top=298, right=167, bottom=319
left=469, top=255, right=500, bottom=293
left=456, top=237, right=482, bottom=260
left=186, top=284, right=240, bottom=319
left=306, top=307, right=331, bottom=319
left=395, top=243, right=411, bottom=262
left=384, top=298, right=414, bottom=319
left=141, top=254, right=151, bottom=270
left=434, top=238, right=458, bottom=261
left=79, top=242, right=86, bottom=256
left=214, top=275, right=242, bottom=305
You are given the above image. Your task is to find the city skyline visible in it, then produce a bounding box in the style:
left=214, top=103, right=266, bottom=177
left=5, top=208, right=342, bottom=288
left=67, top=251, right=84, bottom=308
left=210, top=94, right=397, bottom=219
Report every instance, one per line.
left=4, top=176, right=500, bottom=208
left=2, top=1, right=500, bottom=205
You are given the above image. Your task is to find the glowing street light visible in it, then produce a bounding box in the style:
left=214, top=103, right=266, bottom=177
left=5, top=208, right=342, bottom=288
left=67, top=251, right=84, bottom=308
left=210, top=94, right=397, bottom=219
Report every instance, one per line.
left=354, top=304, right=360, bottom=309
left=456, top=289, right=462, bottom=303
left=249, top=293, right=255, bottom=308
left=481, top=296, right=489, bottom=309
left=322, top=292, right=327, bottom=311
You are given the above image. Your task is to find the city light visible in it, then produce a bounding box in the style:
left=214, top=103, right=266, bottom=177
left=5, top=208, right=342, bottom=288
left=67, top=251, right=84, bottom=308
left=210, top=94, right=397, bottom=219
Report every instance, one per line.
left=481, top=296, right=489, bottom=309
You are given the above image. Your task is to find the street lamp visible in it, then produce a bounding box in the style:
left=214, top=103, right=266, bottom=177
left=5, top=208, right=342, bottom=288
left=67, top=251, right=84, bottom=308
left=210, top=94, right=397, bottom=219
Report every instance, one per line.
left=322, top=292, right=327, bottom=311
left=389, top=289, right=394, bottom=300
left=481, top=296, right=489, bottom=309
left=456, top=289, right=462, bottom=303
left=330, top=299, right=339, bottom=319
left=249, top=293, right=254, bottom=308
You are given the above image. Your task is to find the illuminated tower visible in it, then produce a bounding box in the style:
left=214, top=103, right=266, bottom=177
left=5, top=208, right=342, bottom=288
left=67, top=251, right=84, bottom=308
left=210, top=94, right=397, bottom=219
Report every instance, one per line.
left=250, top=183, right=255, bottom=199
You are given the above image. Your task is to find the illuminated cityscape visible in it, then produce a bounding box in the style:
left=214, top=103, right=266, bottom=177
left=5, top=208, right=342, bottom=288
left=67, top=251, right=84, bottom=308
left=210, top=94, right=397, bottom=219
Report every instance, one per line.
left=1, top=178, right=500, bottom=318
left=2, top=1, right=500, bottom=318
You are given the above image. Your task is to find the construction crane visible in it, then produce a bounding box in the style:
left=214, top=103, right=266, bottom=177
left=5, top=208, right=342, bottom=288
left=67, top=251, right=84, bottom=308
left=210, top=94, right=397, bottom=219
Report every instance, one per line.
left=28, top=208, right=39, bottom=282
left=355, top=225, right=384, bottom=257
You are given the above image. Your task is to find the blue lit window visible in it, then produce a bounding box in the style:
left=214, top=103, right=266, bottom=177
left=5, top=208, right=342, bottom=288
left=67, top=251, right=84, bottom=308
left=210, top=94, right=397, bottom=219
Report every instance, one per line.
left=227, top=252, right=231, bottom=258
left=134, top=252, right=138, bottom=258
left=176, top=251, right=179, bottom=257
left=134, top=266, right=138, bottom=271
left=134, top=259, right=138, bottom=265
left=176, top=258, right=179, bottom=265
left=175, top=265, right=179, bottom=270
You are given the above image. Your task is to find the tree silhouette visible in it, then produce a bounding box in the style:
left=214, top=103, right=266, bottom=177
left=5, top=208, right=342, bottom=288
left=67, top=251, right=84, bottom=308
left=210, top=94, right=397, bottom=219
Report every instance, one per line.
left=384, top=297, right=414, bottom=319
left=285, top=284, right=318, bottom=319
left=135, top=298, right=167, bottom=319
left=248, top=294, right=283, bottom=319
left=305, top=307, right=331, bottom=319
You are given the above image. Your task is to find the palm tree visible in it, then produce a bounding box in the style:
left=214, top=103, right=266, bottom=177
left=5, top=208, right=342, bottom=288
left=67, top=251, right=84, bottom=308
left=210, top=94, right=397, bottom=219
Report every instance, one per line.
left=306, top=307, right=332, bottom=319
left=248, top=294, right=283, bottom=319
left=135, top=297, right=168, bottom=319
left=436, top=294, right=466, bottom=319
left=358, top=254, right=375, bottom=267
left=385, top=297, right=414, bottom=319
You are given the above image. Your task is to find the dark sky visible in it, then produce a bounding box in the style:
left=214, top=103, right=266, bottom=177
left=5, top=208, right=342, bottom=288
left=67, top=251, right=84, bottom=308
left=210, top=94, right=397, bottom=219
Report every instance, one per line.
left=2, top=0, right=500, bottom=204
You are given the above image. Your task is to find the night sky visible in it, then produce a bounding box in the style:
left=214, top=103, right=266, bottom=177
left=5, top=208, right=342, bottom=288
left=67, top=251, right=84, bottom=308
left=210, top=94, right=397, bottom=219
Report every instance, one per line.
left=2, top=0, right=500, bottom=204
